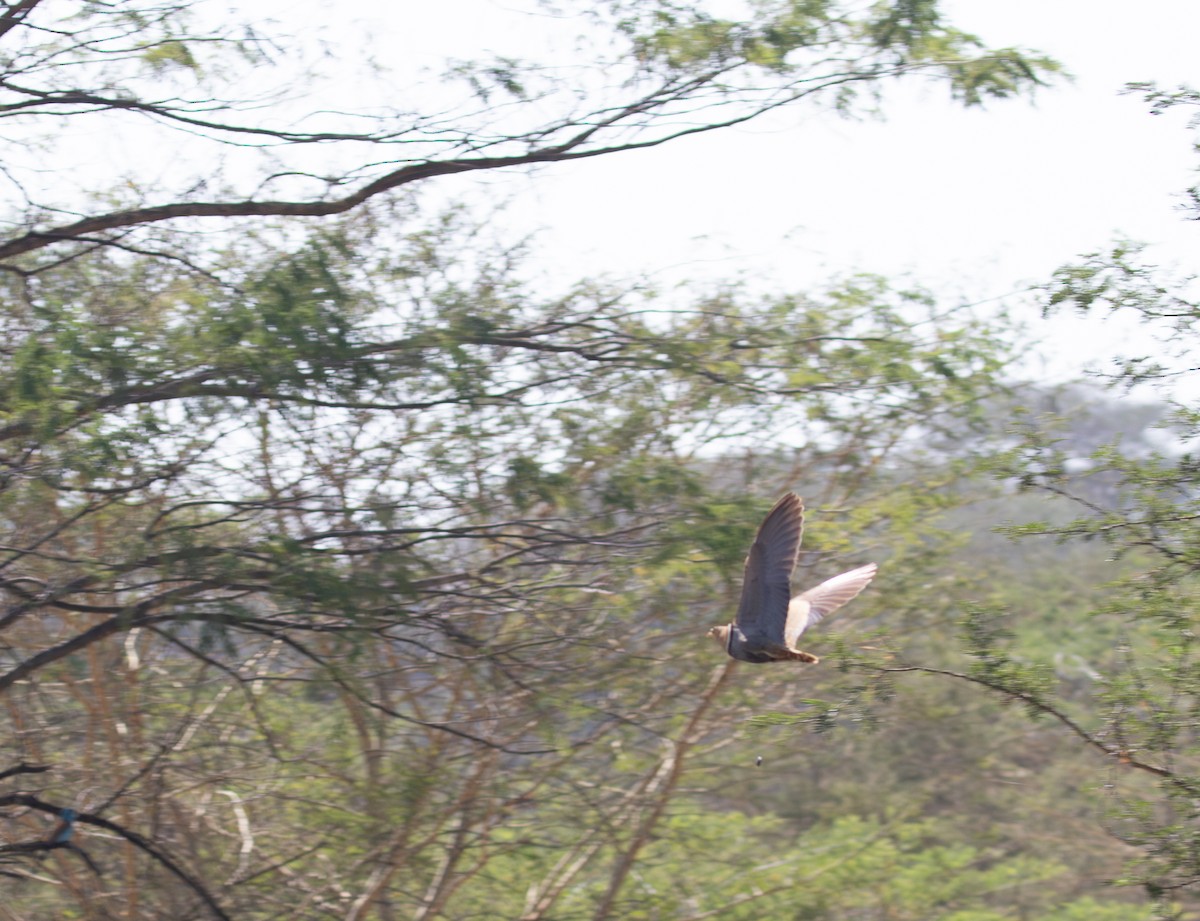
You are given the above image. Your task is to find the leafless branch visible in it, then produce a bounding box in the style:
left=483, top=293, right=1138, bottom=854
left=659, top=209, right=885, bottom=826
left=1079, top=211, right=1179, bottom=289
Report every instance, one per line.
left=0, top=792, right=232, bottom=921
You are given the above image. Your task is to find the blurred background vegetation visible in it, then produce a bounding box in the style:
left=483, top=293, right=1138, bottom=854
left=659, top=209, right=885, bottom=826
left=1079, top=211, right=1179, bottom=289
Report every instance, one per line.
left=0, top=1, right=1198, bottom=919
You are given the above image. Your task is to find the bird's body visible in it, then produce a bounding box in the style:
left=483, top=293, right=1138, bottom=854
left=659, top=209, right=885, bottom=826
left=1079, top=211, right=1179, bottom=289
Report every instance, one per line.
left=707, top=493, right=877, bottom=664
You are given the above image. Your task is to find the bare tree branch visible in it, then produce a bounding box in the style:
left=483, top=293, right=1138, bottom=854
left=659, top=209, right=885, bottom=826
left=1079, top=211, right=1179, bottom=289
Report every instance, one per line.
left=869, top=663, right=1193, bottom=787
left=0, top=792, right=232, bottom=921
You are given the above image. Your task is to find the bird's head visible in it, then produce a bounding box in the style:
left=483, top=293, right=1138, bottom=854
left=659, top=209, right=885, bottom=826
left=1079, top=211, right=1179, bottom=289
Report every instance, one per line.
left=707, top=624, right=730, bottom=647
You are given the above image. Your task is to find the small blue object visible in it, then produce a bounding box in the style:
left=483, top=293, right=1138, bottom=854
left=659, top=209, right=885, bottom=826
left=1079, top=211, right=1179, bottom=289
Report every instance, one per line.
left=51, top=808, right=77, bottom=844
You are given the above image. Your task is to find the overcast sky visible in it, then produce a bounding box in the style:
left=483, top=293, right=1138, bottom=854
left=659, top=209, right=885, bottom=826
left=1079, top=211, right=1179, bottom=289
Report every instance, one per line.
left=499, top=1, right=1199, bottom=287
left=405, top=1, right=1198, bottom=385
left=84, top=0, right=1195, bottom=387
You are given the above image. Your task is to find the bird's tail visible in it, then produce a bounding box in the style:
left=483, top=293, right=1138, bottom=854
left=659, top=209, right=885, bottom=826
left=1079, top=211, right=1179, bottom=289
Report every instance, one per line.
left=781, top=648, right=819, bottom=664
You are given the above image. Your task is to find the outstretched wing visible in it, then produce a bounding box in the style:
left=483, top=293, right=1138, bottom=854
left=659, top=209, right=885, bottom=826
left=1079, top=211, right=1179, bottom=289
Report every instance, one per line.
left=734, top=493, right=804, bottom=643
left=785, top=562, right=877, bottom=645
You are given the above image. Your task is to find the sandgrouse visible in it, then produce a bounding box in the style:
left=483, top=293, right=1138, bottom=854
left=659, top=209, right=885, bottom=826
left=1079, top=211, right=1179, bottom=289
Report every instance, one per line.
left=707, top=492, right=877, bottom=664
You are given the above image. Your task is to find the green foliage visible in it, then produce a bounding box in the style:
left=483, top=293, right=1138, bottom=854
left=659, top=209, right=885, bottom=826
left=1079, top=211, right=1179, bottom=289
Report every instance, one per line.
left=0, top=195, right=1048, bottom=915
left=0, top=2, right=1140, bottom=919
left=1123, top=81, right=1200, bottom=217
left=969, top=249, right=1200, bottom=909
left=620, top=0, right=1058, bottom=108
left=142, top=39, right=198, bottom=73
left=960, top=606, right=1055, bottom=704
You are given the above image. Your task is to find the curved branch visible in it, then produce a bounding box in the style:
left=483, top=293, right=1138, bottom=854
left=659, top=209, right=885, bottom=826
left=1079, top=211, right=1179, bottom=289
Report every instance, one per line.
left=0, top=793, right=231, bottom=921
left=230, top=622, right=559, bottom=756
left=0, top=83, right=429, bottom=144
left=0, top=66, right=884, bottom=263
left=0, top=580, right=230, bottom=693
left=0, top=838, right=103, bottom=877
left=0, top=145, right=640, bottom=262
left=870, top=664, right=1198, bottom=791
left=589, top=661, right=735, bottom=920
left=0, top=0, right=42, bottom=42
left=0, top=762, right=50, bottom=782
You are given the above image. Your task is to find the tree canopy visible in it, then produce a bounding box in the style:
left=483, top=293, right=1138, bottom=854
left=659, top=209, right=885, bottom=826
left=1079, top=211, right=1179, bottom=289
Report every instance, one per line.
left=5, top=2, right=1193, bottom=919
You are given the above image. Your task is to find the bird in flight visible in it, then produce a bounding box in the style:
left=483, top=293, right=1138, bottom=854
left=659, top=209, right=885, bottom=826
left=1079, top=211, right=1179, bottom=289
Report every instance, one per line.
left=707, top=493, right=876, bottom=663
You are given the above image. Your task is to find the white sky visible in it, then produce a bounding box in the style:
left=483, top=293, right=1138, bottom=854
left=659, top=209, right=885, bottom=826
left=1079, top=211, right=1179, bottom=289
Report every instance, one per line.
left=526, top=1, right=1199, bottom=284
left=16, top=0, right=1197, bottom=385
left=407, top=0, right=1200, bottom=385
